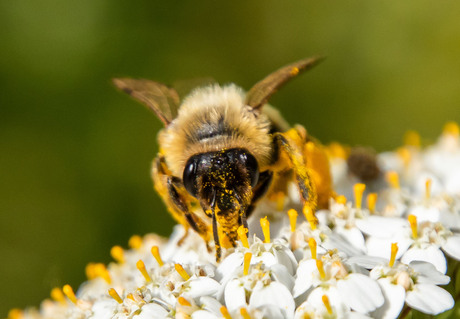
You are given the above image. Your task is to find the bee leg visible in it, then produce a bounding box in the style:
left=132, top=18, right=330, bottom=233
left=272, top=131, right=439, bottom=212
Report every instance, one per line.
left=273, top=131, right=318, bottom=211
left=245, top=171, right=274, bottom=219
left=212, top=210, right=221, bottom=262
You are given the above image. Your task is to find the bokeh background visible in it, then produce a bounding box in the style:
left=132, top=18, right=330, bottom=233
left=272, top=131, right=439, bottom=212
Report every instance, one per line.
left=1, top=0, right=460, bottom=315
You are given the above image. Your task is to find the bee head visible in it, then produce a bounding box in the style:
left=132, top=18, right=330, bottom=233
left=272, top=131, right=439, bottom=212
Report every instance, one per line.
left=182, top=149, right=259, bottom=216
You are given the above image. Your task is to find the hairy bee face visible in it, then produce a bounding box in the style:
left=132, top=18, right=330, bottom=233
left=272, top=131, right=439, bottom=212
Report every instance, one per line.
left=182, top=148, right=259, bottom=217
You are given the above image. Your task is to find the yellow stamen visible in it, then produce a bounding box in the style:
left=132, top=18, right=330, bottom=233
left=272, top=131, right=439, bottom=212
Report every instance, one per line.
left=316, top=259, right=326, bottom=279
left=308, top=238, right=317, bottom=260
left=94, top=263, right=111, bottom=284
left=50, top=287, right=66, bottom=305
left=220, top=306, right=232, bottom=319
left=243, top=252, right=252, bottom=276
left=389, top=243, right=398, bottom=267
left=7, top=309, right=23, bottom=319
left=326, top=142, right=348, bottom=159
left=408, top=214, right=418, bottom=239
left=260, top=216, right=270, bottom=243
left=237, top=225, right=249, bottom=248
left=129, top=235, right=143, bottom=249
left=178, top=296, right=191, bottom=307
left=303, top=205, right=318, bottom=230
left=288, top=209, right=298, bottom=232
left=110, top=245, right=125, bottom=263
left=151, top=246, right=164, bottom=267
left=397, top=147, right=412, bottom=168
left=367, top=193, right=377, bottom=214
left=136, top=260, right=152, bottom=283
left=276, top=192, right=285, bottom=211
left=425, top=178, right=432, bottom=200
left=443, top=121, right=459, bottom=136
left=62, top=284, right=77, bottom=304
left=336, top=195, right=347, bottom=205
left=322, top=295, right=333, bottom=314
left=386, top=171, right=400, bottom=189
left=175, top=263, right=190, bottom=281
left=404, top=130, right=421, bottom=148
left=85, top=262, right=97, bottom=280
left=108, top=288, right=123, bottom=304
left=127, top=293, right=135, bottom=301
left=240, top=308, right=252, bottom=319
left=353, top=183, right=366, bottom=209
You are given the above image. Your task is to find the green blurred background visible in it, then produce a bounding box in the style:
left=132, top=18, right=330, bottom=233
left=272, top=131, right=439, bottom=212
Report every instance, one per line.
left=1, top=0, right=460, bottom=316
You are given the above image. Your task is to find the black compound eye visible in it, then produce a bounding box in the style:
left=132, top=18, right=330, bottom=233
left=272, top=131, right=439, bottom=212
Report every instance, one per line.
left=183, top=159, right=198, bottom=197
left=239, top=151, right=259, bottom=188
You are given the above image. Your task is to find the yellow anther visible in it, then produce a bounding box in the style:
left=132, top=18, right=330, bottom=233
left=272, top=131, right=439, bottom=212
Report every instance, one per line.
left=7, top=309, right=23, bottom=319
left=151, top=246, right=164, bottom=267
left=404, top=130, right=421, bottom=148
left=62, top=284, right=77, bottom=304
left=108, top=288, right=123, bottom=304
left=322, top=295, right=333, bottom=314
left=243, top=252, right=252, bottom=276
left=386, top=171, right=400, bottom=189
left=85, top=262, right=97, bottom=280
left=367, top=193, right=377, bottom=214
left=178, top=296, right=191, bottom=307
left=240, top=308, right=252, bottom=319
left=175, top=263, right=190, bottom=281
left=237, top=225, right=249, bottom=248
left=308, top=238, right=317, bottom=260
left=260, top=216, right=271, bottom=243
left=276, top=192, right=285, bottom=211
left=443, top=121, right=459, bottom=136
left=353, top=183, right=366, bottom=209
left=408, top=214, right=418, bottom=239
left=303, top=205, right=318, bottom=230
left=397, top=147, right=411, bottom=168
left=316, top=259, right=326, bottom=279
left=136, top=260, right=152, bottom=283
left=326, top=142, right=348, bottom=159
left=110, top=245, right=125, bottom=264
left=220, top=306, right=232, bottom=319
left=94, top=263, right=111, bottom=284
left=50, top=287, right=66, bottom=305
left=127, top=293, right=135, bottom=301
left=425, top=178, right=432, bottom=200
left=389, top=243, right=398, bottom=267
left=129, top=235, right=143, bottom=249
left=336, top=195, right=347, bottom=205
left=288, top=209, right=298, bottom=232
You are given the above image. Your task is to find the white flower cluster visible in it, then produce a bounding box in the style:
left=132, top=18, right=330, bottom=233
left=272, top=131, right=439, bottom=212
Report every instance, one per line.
left=11, top=124, right=460, bottom=319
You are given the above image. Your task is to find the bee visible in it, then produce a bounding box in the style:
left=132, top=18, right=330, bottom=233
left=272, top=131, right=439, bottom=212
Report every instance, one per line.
left=113, top=57, right=334, bottom=261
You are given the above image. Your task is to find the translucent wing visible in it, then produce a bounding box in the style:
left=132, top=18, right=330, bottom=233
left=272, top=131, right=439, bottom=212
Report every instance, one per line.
left=172, top=77, right=217, bottom=100
left=113, top=78, right=180, bottom=126
left=245, top=56, right=325, bottom=110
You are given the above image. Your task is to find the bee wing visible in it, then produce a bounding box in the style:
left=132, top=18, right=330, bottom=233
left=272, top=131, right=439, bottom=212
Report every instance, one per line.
left=172, top=77, right=217, bottom=100
left=245, top=56, right=325, bottom=110
left=112, top=78, right=180, bottom=126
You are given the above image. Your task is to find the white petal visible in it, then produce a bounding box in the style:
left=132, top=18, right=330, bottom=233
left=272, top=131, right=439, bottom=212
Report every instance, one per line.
left=270, top=263, right=295, bottom=291
left=409, top=261, right=450, bottom=285
left=372, top=278, right=405, bottom=319
left=249, top=281, right=295, bottom=318
left=366, top=236, right=412, bottom=260
left=346, top=255, right=387, bottom=270
left=336, top=227, right=366, bottom=252
left=224, top=279, right=247, bottom=312
left=401, top=246, right=447, bottom=274
left=337, top=273, right=384, bottom=313
left=356, top=216, right=406, bottom=238
left=216, top=252, right=243, bottom=281
left=91, top=300, right=118, bottom=319
left=441, top=235, right=460, bottom=260
left=293, top=259, right=316, bottom=297
left=134, top=303, right=169, bottom=319
left=188, top=277, right=220, bottom=298
left=191, top=310, right=220, bottom=319
left=199, top=296, right=222, bottom=315
left=273, top=246, right=298, bottom=275
left=406, top=284, right=454, bottom=315
left=324, top=233, right=364, bottom=257
left=306, top=286, right=348, bottom=314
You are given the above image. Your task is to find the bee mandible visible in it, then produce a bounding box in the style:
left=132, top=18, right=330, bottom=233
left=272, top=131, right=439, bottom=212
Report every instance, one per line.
left=113, top=57, right=334, bottom=261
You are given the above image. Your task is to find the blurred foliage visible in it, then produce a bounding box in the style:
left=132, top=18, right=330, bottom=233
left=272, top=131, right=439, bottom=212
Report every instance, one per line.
left=1, top=0, right=460, bottom=316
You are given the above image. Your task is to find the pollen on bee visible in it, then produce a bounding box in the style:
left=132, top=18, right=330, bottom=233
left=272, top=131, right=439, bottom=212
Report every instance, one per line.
left=237, top=225, right=249, bottom=248
left=290, top=66, right=300, bottom=76
left=260, top=216, right=271, bottom=243
left=108, top=288, right=123, bottom=304
left=136, top=260, right=152, bottom=283
left=62, top=284, right=78, bottom=304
